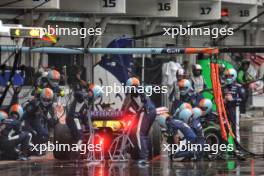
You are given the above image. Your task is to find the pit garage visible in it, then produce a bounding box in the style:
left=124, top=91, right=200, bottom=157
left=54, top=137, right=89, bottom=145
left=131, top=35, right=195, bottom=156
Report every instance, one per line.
left=0, top=0, right=264, bottom=175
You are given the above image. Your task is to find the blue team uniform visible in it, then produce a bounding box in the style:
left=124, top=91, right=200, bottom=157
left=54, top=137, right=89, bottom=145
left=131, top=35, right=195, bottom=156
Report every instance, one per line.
left=0, top=118, right=31, bottom=159
left=166, top=118, right=202, bottom=160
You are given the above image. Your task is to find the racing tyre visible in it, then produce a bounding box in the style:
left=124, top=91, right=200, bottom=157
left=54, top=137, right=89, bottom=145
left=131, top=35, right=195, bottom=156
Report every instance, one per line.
left=204, top=128, right=221, bottom=146
left=204, top=127, right=222, bottom=159
left=150, top=120, right=162, bottom=158
left=53, top=123, right=74, bottom=160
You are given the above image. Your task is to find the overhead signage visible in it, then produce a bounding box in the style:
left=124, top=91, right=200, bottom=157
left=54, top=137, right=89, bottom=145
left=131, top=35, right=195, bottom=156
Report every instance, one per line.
left=222, top=2, right=258, bottom=22
left=178, top=0, right=221, bottom=20
left=126, top=0, right=178, bottom=17
left=60, top=0, right=126, bottom=14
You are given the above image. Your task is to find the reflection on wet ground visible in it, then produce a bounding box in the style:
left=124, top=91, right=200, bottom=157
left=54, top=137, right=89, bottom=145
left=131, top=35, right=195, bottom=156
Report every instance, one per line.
left=0, top=119, right=263, bottom=176
left=1, top=158, right=264, bottom=176
left=240, top=120, right=264, bottom=154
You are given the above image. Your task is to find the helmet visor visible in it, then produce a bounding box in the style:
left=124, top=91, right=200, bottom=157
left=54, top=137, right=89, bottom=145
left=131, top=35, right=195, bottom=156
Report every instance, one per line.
left=179, top=86, right=188, bottom=91
left=50, top=79, right=59, bottom=86
left=10, top=112, right=19, bottom=120
left=41, top=97, right=52, bottom=106
left=200, top=106, right=208, bottom=112
left=225, top=74, right=234, bottom=79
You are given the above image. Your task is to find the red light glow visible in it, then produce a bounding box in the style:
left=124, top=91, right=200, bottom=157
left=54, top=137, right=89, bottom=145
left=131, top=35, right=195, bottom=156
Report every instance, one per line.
left=221, top=8, right=229, bottom=17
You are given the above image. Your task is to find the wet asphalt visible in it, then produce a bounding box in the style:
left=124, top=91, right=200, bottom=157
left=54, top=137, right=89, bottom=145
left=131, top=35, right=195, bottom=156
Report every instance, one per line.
left=0, top=118, right=263, bottom=176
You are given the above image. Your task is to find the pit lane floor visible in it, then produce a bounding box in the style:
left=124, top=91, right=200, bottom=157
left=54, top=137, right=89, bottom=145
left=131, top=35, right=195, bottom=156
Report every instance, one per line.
left=0, top=118, right=264, bottom=176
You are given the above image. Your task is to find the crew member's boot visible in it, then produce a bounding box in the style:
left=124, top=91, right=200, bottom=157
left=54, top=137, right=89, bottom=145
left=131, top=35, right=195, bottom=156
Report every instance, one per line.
left=138, top=136, right=150, bottom=166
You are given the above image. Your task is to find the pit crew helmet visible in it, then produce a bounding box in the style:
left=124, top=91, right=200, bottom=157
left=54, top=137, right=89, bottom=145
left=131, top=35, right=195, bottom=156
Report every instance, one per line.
left=9, top=104, right=24, bottom=120
left=88, top=84, right=103, bottom=101
left=224, top=68, right=237, bottom=85
left=157, top=113, right=170, bottom=129
left=47, top=69, right=61, bottom=86
left=40, top=88, right=54, bottom=107
left=176, top=68, right=186, bottom=81
left=192, top=64, right=202, bottom=76
left=192, top=107, right=203, bottom=119
left=178, top=108, right=193, bottom=123
left=174, top=103, right=192, bottom=117
left=126, top=77, right=140, bottom=87
left=198, top=98, right=213, bottom=116
left=179, top=103, right=192, bottom=110
left=178, top=79, right=192, bottom=95
left=126, top=77, right=140, bottom=96
left=0, top=110, right=8, bottom=121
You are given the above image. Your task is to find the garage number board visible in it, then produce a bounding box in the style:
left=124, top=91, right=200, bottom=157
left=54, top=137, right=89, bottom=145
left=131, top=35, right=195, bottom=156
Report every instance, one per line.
left=60, top=0, right=126, bottom=13
left=126, top=0, right=178, bottom=17
left=0, top=0, right=60, bottom=9
left=221, top=0, right=258, bottom=5
left=222, top=3, right=258, bottom=23
left=178, top=0, right=221, bottom=20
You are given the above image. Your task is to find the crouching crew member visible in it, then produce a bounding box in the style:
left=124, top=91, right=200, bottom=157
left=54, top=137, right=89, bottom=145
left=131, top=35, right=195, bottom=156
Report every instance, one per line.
left=157, top=108, right=202, bottom=161
left=177, top=107, right=205, bottom=159
left=174, top=103, right=204, bottom=145
left=0, top=105, right=33, bottom=161
left=190, top=107, right=205, bottom=145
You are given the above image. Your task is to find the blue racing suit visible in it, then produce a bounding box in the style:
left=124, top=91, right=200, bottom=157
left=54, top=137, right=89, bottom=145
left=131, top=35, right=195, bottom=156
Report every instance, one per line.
left=189, top=118, right=204, bottom=143
left=121, top=93, right=156, bottom=160
left=189, top=118, right=205, bottom=159
left=166, top=118, right=202, bottom=160
left=222, top=82, right=245, bottom=137
left=66, top=91, right=90, bottom=146
left=0, top=118, right=32, bottom=159
left=22, top=99, right=56, bottom=145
